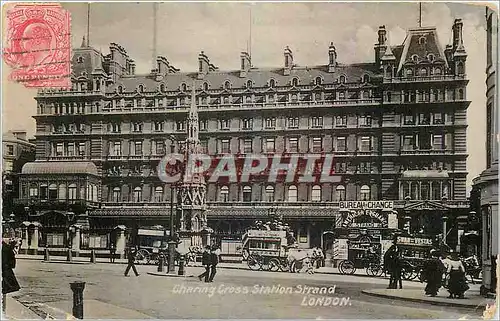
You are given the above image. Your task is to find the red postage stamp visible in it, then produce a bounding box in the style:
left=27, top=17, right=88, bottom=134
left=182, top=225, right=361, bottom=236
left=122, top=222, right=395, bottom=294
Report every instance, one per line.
left=3, top=3, right=71, bottom=88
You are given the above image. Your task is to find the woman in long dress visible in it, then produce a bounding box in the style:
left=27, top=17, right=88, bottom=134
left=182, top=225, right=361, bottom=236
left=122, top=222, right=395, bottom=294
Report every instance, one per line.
left=423, top=250, right=445, bottom=296
left=446, top=251, right=469, bottom=298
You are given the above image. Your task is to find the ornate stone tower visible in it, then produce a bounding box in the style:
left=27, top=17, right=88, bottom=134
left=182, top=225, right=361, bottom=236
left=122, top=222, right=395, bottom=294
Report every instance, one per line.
left=178, top=82, right=209, bottom=246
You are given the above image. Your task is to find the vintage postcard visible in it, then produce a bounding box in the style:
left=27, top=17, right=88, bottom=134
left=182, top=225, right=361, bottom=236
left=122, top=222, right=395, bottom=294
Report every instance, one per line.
left=1, top=1, right=498, bottom=319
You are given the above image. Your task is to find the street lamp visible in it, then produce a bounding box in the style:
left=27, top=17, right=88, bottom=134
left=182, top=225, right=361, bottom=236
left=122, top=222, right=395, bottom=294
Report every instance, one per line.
left=166, top=134, right=180, bottom=275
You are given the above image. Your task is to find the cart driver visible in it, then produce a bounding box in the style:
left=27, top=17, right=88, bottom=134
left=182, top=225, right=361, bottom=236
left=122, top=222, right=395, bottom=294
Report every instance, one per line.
left=284, top=231, right=298, bottom=250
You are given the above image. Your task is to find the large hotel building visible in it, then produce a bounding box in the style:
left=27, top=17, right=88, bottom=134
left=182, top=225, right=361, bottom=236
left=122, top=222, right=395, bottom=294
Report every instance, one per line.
left=16, top=20, right=471, bottom=260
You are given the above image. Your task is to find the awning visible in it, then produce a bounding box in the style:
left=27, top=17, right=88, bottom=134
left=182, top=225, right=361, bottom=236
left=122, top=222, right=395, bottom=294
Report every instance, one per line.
left=22, top=161, right=98, bottom=176
left=401, top=170, right=449, bottom=179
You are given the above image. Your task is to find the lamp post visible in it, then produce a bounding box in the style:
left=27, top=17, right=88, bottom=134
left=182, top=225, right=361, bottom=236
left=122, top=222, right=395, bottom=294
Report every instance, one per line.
left=166, top=135, right=179, bottom=275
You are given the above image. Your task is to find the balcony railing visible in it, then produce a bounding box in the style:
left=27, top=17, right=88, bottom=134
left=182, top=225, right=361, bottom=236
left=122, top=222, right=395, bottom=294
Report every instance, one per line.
left=399, top=149, right=455, bottom=155
left=15, top=198, right=100, bottom=209
left=37, top=89, right=104, bottom=97
left=383, top=75, right=467, bottom=83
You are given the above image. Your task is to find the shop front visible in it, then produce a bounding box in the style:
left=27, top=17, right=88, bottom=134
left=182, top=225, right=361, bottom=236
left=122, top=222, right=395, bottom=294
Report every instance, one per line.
left=330, top=201, right=399, bottom=266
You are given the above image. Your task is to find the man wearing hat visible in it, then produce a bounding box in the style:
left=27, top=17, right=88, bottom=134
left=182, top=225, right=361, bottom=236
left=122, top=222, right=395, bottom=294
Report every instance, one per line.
left=198, top=245, right=212, bottom=282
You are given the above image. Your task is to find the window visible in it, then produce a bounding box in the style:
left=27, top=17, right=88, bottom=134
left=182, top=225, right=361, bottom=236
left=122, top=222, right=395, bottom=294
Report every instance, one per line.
left=402, top=135, right=415, bottom=150
left=269, top=79, right=276, bottom=88
left=406, top=68, right=413, bottom=77
left=432, top=134, right=443, bottom=150
left=108, top=123, right=120, bottom=133
left=77, top=56, right=84, bottom=63
left=181, top=83, right=187, bottom=92
left=246, top=80, right=253, bottom=88
left=288, top=186, right=298, bottom=202
left=458, top=89, right=464, bottom=100
left=358, top=162, right=372, bottom=173
left=265, top=185, right=274, bottom=202
left=291, top=94, right=298, bottom=102
left=457, top=62, right=464, bottom=75
left=224, top=81, right=231, bottom=90
left=29, top=185, right=38, bottom=198
left=199, top=120, right=208, bottom=131
left=67, top=143, right=75, bottom=156
left=358, top=115, right=372, bottom=127
left=138, top=85, right=144, bottom=92
left=245, top=96, right=252, bottom=104
left=267, top=94, right=275, bottom=103
left=362, top=74, right=370, bottom=83
left=335, top=115, right=347, bottom=127
left=336, top=136, right=347, bottom=152
left=220, top=186, right=229, bottom=202
left=133, top=186, right=142, bottom=202
left=336, top=185, right=346, bottom=201
left=433, top=113, right=443, bottom=124
left=48, top=184, right=57, bottom=200
left=55, top=143, right=63, bottom=156
left=315, top=92, right=322, bottom=101
left=339, top=75, right=346, bottom=83
left=360, top=185, right=370, bottom=201
left=6, top=145, right=14, bottom=155
left=243, top=139, right=252, bottom=153
left=242, top=118, right=253, bottom=130
left=315, top=77, right=322, bottom=85
left=243, top=186, right=252, bottom=202
left=112, top=141, right=121, bottom=156
left=154, top=186, right=163, bottom=202
left=132, top=122, right=143, bottom=132
left=46, top=233, right=65, bottom=247
left=288, top=137, right=298, bottom=153
left=160, top=84, right=166, bottom=92
left=68, top=184, right=77, bottom=200
left=292, top=78, right=299, bottom=86
left=336, top=162, right=347, bottom=173
left=435, top=67, right=442, bottom=75
left=359, top=136, right=372, bottom=151
left=265, top=118, right=276, bottom=129
left=420, top=68, right=428, bottom=76
left=154, top=140, right=165, bottom=155
left=311, top=185, right=321, bottom=202
left=421, top=182, right=430, bottom=200
left=312, top=137, right=322, bottom=153
left=203, top=82, right=209, bottom=91
left=265, top=138, right=275, bottom=152
left=338, top=91, right=345, bottom=99
left=431, top=183, right=441, bottom=200
left=200, top=140, right=208, bottom=154
left=176, top=121, right=185, bottom=132
left=428, top=54, right=435, bottom=62
left=154, top=121, right=164, bottom=132
left=419, top=113, right=431, bottom=125
left=220, top=119, right=230, bottom=130
left=311, top=116, right=323, bottom=128
left=133, top=141, right=143, bottom=156
left=220, top=139, right=230, bottom=153
left=287, top=117, right=299, bottom=129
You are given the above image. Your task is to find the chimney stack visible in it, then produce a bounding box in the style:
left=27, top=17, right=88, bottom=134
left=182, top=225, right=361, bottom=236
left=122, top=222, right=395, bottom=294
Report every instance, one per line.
left=328, top=42, right=337, bottom=73
left=284, top=46, right=293, bottom=75
left=198, top=51, right=210, bottom=79
left=452, top=18, right=465, bottom=53
left=375, top=26, right=388, bottom=68
left=240, top=52, right=251, bottom=77
left=157, top=56, right=170, bottom=75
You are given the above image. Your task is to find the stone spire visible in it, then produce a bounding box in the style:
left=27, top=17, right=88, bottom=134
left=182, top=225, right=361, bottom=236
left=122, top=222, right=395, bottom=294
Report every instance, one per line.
left=186, top=81, right=199, bottom=154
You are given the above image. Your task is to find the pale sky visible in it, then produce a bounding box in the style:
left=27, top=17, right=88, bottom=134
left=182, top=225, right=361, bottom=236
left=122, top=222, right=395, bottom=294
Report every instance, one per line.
left=1, top=1, right=490, bottom=194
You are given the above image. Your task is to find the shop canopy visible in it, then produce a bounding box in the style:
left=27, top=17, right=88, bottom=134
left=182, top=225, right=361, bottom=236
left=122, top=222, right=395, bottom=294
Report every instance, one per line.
left=401, top=170, right=449, bottom=179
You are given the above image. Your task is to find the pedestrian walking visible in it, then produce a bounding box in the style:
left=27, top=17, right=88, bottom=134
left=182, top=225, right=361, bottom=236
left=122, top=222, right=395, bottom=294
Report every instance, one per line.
left=446, top=251, right=469, bottom=299
left=423, top=250, right=445, bottom=296
left=198, top=246, right=212, bottom=282
left=124, top=246, right=139, bottom=277
left=208, top=245, right=220, bottom=282
left=384, top=244, right=397, bottom=289
left=110, top=243, right=116, bottom=263
left=392, top=247, right=403, bottom=289
left=2, top=239, right=21, bottom=314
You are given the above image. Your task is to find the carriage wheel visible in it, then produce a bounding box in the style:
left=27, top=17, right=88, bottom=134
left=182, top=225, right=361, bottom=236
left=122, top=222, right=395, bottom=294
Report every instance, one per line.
left=339, top=260, right=356, bottom=275
left=269, top=258, right=281, bottom=272
left=135, top=249, right=149, bottom=264
left=279, top=259, right=290, bottom=272
left=247, top=254, right=262, bottom=271
left=366, top=263, right=383, bottom=277
left=290, top=261, right=302, bottom=273
left=400, top=263, right=414, bottom=280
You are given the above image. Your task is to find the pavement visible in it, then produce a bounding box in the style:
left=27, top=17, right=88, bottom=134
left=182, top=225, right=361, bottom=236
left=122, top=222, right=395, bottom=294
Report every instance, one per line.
left=9, top=255, right=495, bottom=319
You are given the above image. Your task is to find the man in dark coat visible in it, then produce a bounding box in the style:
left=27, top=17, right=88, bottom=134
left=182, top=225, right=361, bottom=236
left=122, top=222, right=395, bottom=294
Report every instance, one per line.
left=2, top=239, right=21, bottom=314
left=198, top=245, right=212, bottom=282
left=209, top=246, right=220, bottom=282
left=423, top=250, right=445, bottom=296
left=124, top=246, right=139, bottom=277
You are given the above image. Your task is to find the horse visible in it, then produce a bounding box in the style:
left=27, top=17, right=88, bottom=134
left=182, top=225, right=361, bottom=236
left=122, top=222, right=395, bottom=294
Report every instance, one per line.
left=287, top=247, right=324, bottom=273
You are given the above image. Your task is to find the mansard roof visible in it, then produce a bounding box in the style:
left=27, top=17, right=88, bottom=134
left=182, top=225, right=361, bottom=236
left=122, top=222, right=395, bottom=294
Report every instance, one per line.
left=22, top=161, right=98, bottom=176
left=107, top=63, right=379, bottom=93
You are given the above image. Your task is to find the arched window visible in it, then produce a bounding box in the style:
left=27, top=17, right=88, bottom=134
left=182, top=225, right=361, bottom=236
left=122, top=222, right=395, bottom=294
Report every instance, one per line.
left=420, top=182, right=430, bottom=200
left=154, top=186, right=163, bottom=202
left=291, top=94, right=298, bottom=102
left=406, top=68, right=413, bottom=77
left=133, top=186, right=142, bottom=202
left=160, top=84, right=166, bottom=92
left=117, top=86, right=123, bottom=93
left=291, top=78, right=299, bottom=87
left=412, top=54, right=419, bottom=62
left=138, top=85, right=144, bottom=92
left=269, top=79, right=275, bottom=88
left=49, top=184, right=58, bottom=200
left=362, top=74, right=370, bottom=83
left=311, top=185, right=321, bottom=202
left=224, top=81, right=231, bottom=90
left=315, top=77, right=322, bottom=85
left=288, top=186, right=298, bottom=202
left=419, top=37, right=426, bottom=45
left=360, top=185, right=370, bottom=201
left=92, top=185, right=98, bottom=202
left=77, top=56, right=84, bottom=63
left=457, top=62, right=465, bottom=75
left=243, top=186, right=252, bottom=202
left=246, top=80, right=252, bottom=88
left=420, top=68, right=428, bottom=76
left=265, top=185, right=275, bottom=202
left=386, top=66, right=393, bottom=77
left=220, top=186, right=229, bottom=202
left=428, top=54, right=435, bottom=62
left=181, top=83, right=187, bottom=92
left=336, top=185, right=346, bottom=201
left=203, top=82, right=209, bottom=91
left=434, top=67, right=442, bottom=75
left=315, top=93, right=322, bottom=101
left=112, top=187, right=120, bottom=202
left=58, top=184, right=66, bottom=200
left=458, top=89, right=464, bottom=100
left=68, top=184, right=77, bottom=200
left=339, top=75, right=346, bottom=84
left=29, top=184, right=38, bottom=198
left=431, top=182, right=441, bottom=200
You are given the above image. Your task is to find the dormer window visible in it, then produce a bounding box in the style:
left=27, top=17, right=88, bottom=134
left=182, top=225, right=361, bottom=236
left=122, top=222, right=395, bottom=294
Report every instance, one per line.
left=405, top=68, right=413, bottom=77
left=117, top=86, right=123, bottom=93
left=246, top=80, right=253, bottom=88
left=434, top=67, right=442, bottom=75
left=362, top=74, right=370, bottom=83
left=160, top=84, right=166, bottom=92
left=81, top=71, right=87, bottom=77
left=224, top=81, right=231, bottom=90
left=428, top=54, right=435, bottom=62
left=138, top=85, right=144, bottom=92
left=269, top=79, right=276, bottom=88
left=315, top=77, right=322, bottom=85
left=418, top=36, right=427, bottom=45
left=412, top=55, right=418, bottom=63
left=76, top=56, right=84, bottom=63
left=203, top=82, right=209, bottom=91
left=180, top=83, right=187, bottom=92
left=291, top=78, right=299, bottom=87
left=420, top=68, right=428, bottom=76
left=339, top=75, right=346, bottom=84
